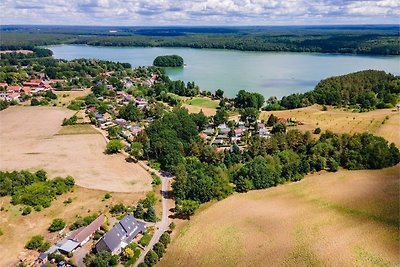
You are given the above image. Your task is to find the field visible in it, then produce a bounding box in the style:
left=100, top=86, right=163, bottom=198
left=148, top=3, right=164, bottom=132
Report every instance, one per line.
left=54, top=89, right=91, bottom=107
left=183, top=97, right=219, bottom=116
left=261, top=105, right=400, bottom=147
left=0, top=106, right=152, bottom=192
left=160, top=165, right=400, bottom=267
left=0, top=186, right=145, bottom=266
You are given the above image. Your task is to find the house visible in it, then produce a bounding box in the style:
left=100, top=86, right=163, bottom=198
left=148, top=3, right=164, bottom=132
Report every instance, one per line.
left=58, top=214, right=105, bottom=254
left=277, top=118, right=287, bottom=124
left=259, top=128, right=270, bottom=138
left=96, top=213, right=146, bottom=255
left=135, top=97, right=148, bottom=109
left=199, top=132, right=208, bottom=140
left=0, top=82, right=8, bottom=88
left=203, top=128, right=214, bottom=136
left=257, top=123, right=266, bottom=129
left=130, top=125, right=143, bottom=136
left=217, top=124, right=230, bottom=135
left=234, top=128, right=243, bottom=137
left=20, top=87, right=32, bottom=94
left=115, top=118, right=128, bottom=127
left=7, top=85, right=21, bottom=93
left=7, top=92, right=20, bottom=101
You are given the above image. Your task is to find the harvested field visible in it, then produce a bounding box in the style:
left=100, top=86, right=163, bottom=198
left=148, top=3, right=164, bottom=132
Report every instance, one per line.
left=0, top=106, right=152, bottom=192
left=261, top=105, right=400, bottom=147
left=0, top=186, right=145, bottom=267
left=54, top=88, right=91, bottom=107
left=160, top=166, right=400, bottom=267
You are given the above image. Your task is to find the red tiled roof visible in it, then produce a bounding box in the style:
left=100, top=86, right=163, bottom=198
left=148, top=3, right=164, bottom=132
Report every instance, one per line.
left=21, top=87, right=31, bottom=93
left=7, top=86, right=21, bottom=92
left=0, top=82, right=8, bottom=88
left=277, top=118, right=287, bottom=123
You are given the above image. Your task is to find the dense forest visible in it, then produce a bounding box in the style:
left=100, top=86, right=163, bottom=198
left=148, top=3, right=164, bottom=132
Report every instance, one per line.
left=1, top=25, right=399, bottom=55
left=266, top=70, right=400, bottom=111
left=153, top=55, right=184, bottom=67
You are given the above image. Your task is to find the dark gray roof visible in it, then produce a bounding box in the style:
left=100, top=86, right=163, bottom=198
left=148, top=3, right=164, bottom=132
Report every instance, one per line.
left=98, top=213, right=146, bottom=252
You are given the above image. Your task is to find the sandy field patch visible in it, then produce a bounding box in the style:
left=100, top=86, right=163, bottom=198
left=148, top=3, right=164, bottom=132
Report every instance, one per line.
left=0, top=186, right=145, bottom=267
left=0, top=106, right=152, bottom=193
left=54, top=89, right=91, bottom=107
left=160, top=166, right=400, bottom=267
left=261, top=105, right=400, bottom=147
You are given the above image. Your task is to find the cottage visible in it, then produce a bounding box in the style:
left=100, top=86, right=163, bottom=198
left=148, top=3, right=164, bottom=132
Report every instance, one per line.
left=130, top=125, right=143, bottom=136
left=96, top=214, right=146, bottom=255
left=135, top=97, right=148, bottom=109
left=217, top=124, right=231, bottom=134
left=259, top=128, right=270, bottom=138
left=58, top=214, right=105, bottom=254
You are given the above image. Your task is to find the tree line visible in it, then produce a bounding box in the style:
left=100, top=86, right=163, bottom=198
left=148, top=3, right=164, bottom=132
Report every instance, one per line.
left=266, top=70, right=400, bottom=111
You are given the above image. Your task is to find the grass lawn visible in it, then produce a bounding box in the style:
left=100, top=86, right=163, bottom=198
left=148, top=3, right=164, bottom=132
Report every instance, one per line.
left=186, top=97, right=219, bottom=109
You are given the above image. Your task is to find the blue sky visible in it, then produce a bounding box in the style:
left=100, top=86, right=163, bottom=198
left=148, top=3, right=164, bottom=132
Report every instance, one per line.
left=1, top=0, right=399, bottom=26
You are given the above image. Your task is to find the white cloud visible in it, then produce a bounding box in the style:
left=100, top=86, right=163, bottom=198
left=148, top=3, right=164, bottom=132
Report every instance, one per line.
left=0, top=0, right=399, bottom=25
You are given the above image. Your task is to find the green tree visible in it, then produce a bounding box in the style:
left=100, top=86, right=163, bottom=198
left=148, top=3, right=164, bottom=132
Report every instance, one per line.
left=153, top=242, right=165, bottom=258
left=106, top=140, right=123, bottom=154
left=159, top=232, right=171, bottom=247
left=175, top=199, right=200, bottom=216
left=130, top=142, right=144, bottom=160
left=271, top=123, right=286, bottom=134
left=90, top=251, right=118, bottom=267
left=25, top=235, right=44, bottom=250
left=48, top=218, right=66, bottom=232
left=144, top=250, right=159, bottom=266
left=215, top=89, right=224, bottom=98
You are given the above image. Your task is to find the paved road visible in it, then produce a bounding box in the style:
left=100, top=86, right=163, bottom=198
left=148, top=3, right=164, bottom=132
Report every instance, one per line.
left=133, top=165, right=172, bottom=267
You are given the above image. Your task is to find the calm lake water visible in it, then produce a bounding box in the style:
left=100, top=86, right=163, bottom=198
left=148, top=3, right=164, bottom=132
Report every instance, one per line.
left=48, top=45, right=400, bottom=98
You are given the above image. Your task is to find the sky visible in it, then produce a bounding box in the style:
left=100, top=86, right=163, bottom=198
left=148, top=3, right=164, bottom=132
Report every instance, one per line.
left=1, top=0, right=399, bottom=26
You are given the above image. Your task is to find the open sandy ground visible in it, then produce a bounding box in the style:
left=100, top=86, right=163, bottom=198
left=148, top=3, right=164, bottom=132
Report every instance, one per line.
left=160, top=165, right=400, bottom=267
left=0, top=186, right=145, bottom=266
left=0, top=106, right=152, bottom=193
left=261, top=105, right=400, bottom=147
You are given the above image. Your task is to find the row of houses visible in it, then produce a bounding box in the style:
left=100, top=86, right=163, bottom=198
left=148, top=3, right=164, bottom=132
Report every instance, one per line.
left=36, top=213, right=146, bottom=264
left=201, top=121, right=274, bottom=146
left=0, top=79, right=60, bottom=101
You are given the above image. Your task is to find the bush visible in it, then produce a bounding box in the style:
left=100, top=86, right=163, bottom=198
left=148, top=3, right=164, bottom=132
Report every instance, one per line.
left=22, top=206, right=32, bottom=215
left=314, top=127, right=321, bottom=134
left=168, top=222, right=176, bottom=232
left=144, top=250, right=158, bottom=266
left=104, top=193, right=112, bottom=199
left=31, top=98, right=41, bottom=106
left=0, top=228, right=3, bottom=236
left=110, top=203, right=126, bottom=214
left=25, top=235, right=44, bottom=250
left=106, top=140, right=124, bottom=154
left=70, top=213, right=99, bottom=230
left=48, top=218, right=66, bottom=232
left=153, top=242, right=165, bottom=258
left=62, top=115, right=78, bottom=126
left=159, top=232, right=171, bottom=247
left=151, top=174, right=161, bottom=185
left=39, top=241, right=50, bottom=252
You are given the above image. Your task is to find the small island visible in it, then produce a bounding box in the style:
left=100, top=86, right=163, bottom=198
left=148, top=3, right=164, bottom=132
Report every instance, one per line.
left=153, top=55, right=184, bottom=67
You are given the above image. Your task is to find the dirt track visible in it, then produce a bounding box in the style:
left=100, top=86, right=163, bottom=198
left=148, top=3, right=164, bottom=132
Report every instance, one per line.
left=0, top=106, right=151, bottom=192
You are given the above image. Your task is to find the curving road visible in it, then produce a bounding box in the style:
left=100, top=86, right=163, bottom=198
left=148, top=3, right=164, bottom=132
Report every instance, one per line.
left=134, top=164, right=172, bottom=267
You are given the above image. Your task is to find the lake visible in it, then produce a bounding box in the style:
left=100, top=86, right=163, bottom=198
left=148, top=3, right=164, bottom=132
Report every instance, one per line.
left=47, top=45, right=400, bottom=98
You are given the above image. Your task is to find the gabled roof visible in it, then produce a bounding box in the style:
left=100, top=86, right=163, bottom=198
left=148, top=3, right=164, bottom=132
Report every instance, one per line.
left=98, top=213, right=146, bottom=252
left=71, top=214, right=105, bottom=243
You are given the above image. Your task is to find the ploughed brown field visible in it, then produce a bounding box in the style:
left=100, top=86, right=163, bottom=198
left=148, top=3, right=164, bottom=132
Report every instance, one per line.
left=0, top=186, right=146, bottom=266
left=0, top=106, right=152, bottom=192
left=160, top=166, right=400, bottom=267
left=261, top=105, right=400, bottom=147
